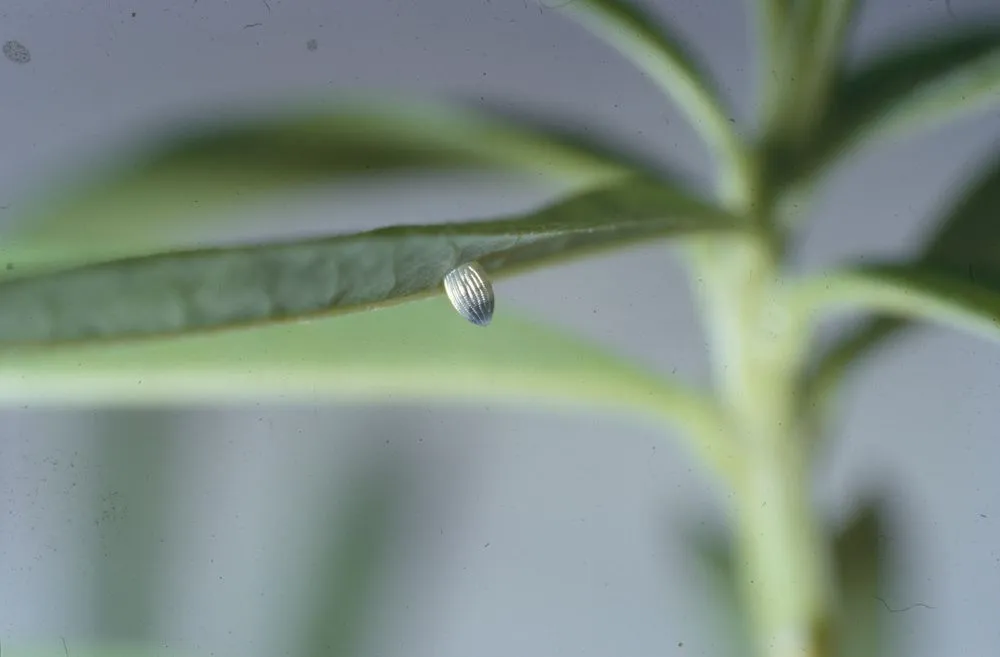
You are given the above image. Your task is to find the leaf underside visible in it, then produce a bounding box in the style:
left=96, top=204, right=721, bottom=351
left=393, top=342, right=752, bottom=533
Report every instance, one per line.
left=0, top=295, right=721, bottom=453
left=0, top=177, right=738, bottom=347
left=822, top=25, right=1000, bottom=155
left=805, top=149, right=1000, bottom=406
left=294, top=456, right=408, bottom=657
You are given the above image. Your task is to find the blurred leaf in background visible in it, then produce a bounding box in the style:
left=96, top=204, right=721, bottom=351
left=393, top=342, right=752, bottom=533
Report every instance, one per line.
left=1, top=411, right=417, bottom=657
left=289, top=447, right=412, bottom=657
left=831, top=496, right=898, bottom=657
left=677, top=496, right=900, bottom=657
left=802, top=149, right=1000, bottom=444
left=1, top=98, right=661, bottom=273
left=0, top=296, right=735, bottom=483
left=676, top=520, right=753, bottom=657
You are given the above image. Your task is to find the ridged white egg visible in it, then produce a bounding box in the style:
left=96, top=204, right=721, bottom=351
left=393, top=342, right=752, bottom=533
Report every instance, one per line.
left=443, top=261, right=494, bottom=326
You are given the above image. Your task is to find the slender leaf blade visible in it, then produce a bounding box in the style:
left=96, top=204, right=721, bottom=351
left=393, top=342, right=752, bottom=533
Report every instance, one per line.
left=800, top=316, right=904, bottom=447
left=557, top=0, right=744, bottom=172
left=920, top=150, right=1000, bottom=282
left=754, top=0, right=794, bottom=127
left=0, top=177, right=741, bottom=346
left=676, top=523, right=754, bottom=657
left=0, top=296, right=736, bottom=479
left=781, top=23, right=1000, bottom=187
left=795, top=264, right=1000, bottom=345
left=782, top=0, right=860, bottom=138
left=801, top=149, right=1000, bottom=417
left=294, top=454, right=408, bottom=657
left=3, top=98, right=658, bottom=270
left=798, top=264, right=1000, bottom=439
left=832, top=498, right=897, bottom=657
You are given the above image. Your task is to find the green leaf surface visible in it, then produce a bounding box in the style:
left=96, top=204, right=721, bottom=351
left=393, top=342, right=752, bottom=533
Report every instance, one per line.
left=0, top=296, right=736, bottom=480
left=793, top=264, right=1000, bottom=345
left=801, top=149, right=1000, bottom=417
left=557, top=0, right=744, bottom=174
left=754, top=0, right=793, bottom=124
left=920, top=150, right=1000, bottom=283
left=0, top=176, right=740, bottom=346
left=4, top=98, right=658, bottom=270
left=782, top=0, right=860, bottom=139
left=777, top=23, right=1000, bottom=188
left=797, top=263, right=1000, bottom=444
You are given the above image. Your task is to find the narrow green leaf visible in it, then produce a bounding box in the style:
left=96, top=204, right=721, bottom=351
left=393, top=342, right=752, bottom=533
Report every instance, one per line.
left=758, top=0, right=862, bottom=231
left=676, top=524, right=754, bottom=657
left=753, top=0, right=794, bottom=127
left=801, top=149, right=1000, bottom=417
left=920, top=150, right=1000, bottom=282
left=796, top=264, right=1000, bottom=447
left=803, top=253, right=1000, bottom=445
left=831, top=498, right=896, bottom=657
left=4, top=98, right=658, bottom=270
left=788, top=23, right=1000, bottom=186
left=781, top=0, right=860, bottom=139
left=793, top=264, right=1000, bottom=346
left=294, top=454, right=408, bottom=657
left=800, top=316, right=904, bottom=445
left=557, top=0, right=745, bottom=176
left=0, top=177, right=741, bottom=346
left=0, top=297, right=736, bottom=482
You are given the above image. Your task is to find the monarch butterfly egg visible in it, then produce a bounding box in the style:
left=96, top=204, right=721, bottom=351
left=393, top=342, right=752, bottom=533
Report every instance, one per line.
left=443, top=261, right=494, bottom=326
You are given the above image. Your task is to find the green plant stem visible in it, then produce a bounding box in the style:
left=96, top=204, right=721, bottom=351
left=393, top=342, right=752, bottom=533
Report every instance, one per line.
left=784, top=0, right=858, bottom=143
left=692, top=233, right=835, bottom=657
left=754, top=0, right=793, bottom=135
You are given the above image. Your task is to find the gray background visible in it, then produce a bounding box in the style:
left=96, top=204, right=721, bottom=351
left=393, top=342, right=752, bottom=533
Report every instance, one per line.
left=1, top=1, right=999, bottom=656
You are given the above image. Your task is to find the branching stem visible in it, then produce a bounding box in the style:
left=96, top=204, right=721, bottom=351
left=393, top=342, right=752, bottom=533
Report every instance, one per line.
left=696, top=161, right=836, bottom=657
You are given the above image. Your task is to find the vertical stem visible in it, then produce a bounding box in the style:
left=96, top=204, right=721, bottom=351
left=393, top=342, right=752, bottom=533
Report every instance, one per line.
left=753, top=0, right=794, bottom=137
left=731, top=342, right=835, bottom=657
left=782, top=0, right=859, bottom=144
left=692, top=234, right=836, bottom=657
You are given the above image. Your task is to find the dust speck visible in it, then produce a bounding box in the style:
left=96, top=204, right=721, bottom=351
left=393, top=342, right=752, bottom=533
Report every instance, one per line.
left=306, top=38, right=318, bottom=51
left=3, top=40, right=31, bottom=64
